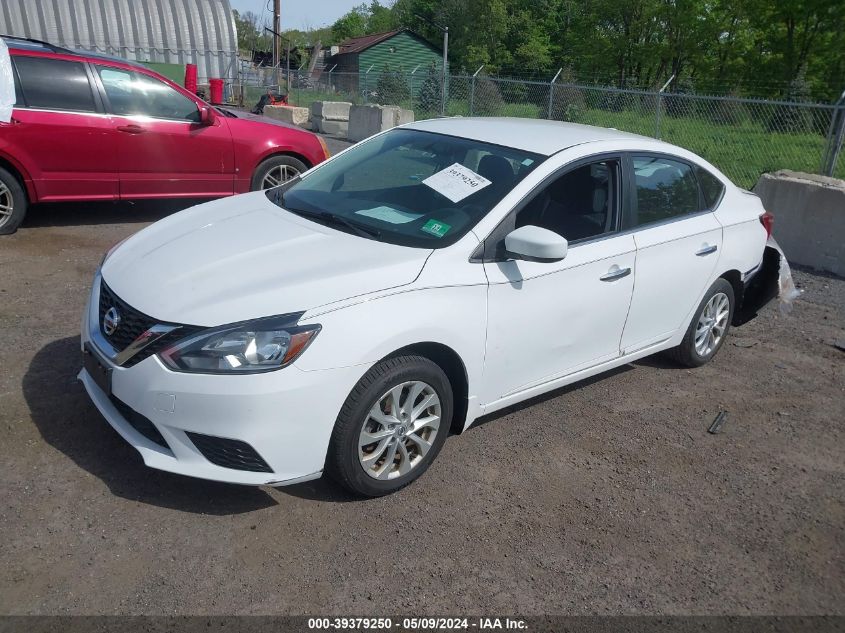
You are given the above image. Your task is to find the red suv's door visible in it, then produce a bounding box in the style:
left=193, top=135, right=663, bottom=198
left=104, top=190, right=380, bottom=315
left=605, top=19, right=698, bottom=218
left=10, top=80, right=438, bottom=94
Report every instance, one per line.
left=92, top=64, right=235, bottom=198
left=5, top=54, right=118, bottom=201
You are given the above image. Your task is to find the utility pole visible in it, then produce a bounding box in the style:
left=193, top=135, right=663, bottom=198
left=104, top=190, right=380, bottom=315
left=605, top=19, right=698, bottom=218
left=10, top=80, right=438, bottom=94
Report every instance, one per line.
left=441, top=26, right=448, bottom=116
left=273, top=0, right=281, bottom=75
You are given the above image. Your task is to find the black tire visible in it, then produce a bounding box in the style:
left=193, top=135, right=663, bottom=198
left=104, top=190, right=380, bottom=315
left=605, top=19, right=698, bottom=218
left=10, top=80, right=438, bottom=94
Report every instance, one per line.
left=327, top=355, right=453, bottom=497
left=250, top=155, right=308, bottom=191
left=668, top=278, right=735, bottom=368
left=0, top=167, right=27, bottom=235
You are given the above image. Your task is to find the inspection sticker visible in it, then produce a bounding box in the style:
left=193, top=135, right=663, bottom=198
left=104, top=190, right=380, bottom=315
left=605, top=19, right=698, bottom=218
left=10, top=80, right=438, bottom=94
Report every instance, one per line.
left=421, top=219, right=452, bottom=238
left=422, top=162, right=491, bottom=203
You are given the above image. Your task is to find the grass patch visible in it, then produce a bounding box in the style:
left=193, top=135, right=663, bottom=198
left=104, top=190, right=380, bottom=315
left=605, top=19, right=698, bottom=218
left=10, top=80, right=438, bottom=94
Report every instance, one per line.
left=259, top=88, right=842, bottom=186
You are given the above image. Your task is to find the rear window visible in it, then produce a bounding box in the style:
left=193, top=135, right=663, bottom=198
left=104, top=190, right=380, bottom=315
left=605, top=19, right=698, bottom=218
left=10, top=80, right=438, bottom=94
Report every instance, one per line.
left=12, top=56, right=96, bottom=112
left=696, top=166, right=726, bottom=209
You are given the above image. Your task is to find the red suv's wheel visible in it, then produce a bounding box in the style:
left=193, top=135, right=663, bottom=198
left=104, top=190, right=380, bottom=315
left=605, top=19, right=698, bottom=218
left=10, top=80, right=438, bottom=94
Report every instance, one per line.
left=0, top=167, right=27, bottom=235
left=251, top=155, right=307, bottom=191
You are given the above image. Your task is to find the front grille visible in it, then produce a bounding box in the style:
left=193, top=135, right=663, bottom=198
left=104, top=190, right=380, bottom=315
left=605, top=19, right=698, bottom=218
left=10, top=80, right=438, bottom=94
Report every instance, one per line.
left=110, top=395, right=169, bottom=449
left=99, top=281, right=156, bottom=353
left=98, top=280, right=201, bottom=367
left=186, top=432, right=273, bottom=473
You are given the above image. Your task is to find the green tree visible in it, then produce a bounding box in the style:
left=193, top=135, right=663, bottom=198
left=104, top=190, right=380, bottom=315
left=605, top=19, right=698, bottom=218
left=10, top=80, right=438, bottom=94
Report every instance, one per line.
left=383, top=0, right=843, bottom=101
left=331, top=5, right=369, bottom=41
left=416, top=63, right=441, bottom=113
left=331, top=1, right=399, bottom=42
left=375, top=65, right=411, bottom=104
left=233, top=10, right=269, bottom=53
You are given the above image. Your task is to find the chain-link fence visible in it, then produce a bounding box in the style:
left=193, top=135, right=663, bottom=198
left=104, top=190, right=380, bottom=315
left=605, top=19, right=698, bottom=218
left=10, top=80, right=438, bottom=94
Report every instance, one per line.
left=219, top=69, right=845, bottom=189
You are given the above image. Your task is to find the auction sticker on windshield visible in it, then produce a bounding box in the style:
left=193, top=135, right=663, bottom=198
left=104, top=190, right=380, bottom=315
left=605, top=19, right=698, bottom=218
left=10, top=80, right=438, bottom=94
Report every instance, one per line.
left=422, top=163, right=491, bottom=203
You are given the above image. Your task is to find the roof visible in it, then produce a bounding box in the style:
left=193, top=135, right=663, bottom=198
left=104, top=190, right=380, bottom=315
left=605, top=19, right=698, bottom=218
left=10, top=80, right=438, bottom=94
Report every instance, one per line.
left=1, top=35, right=72, bottom=54
left=0, top=0, right=238, bottom=80
left=337, top=30, right=402, bottom=54
left=405, top=117, right=657, bottom=156
left=3, top=36, right=148, bottom=69
left=335, top=29, right=439, bottom=55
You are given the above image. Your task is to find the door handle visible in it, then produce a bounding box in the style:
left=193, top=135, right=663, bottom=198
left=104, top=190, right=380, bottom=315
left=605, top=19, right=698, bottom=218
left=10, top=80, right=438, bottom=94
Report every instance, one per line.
left=696, top=244, right=718, bottom=256
left=116, top=124, right=145, bottom=134
left=600, top=266, right=631, bottom=281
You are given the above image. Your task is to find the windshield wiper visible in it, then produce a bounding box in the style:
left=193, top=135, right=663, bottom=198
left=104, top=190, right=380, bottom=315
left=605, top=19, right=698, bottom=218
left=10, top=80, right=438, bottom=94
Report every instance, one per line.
left=286, top=208, right=381, bottom=239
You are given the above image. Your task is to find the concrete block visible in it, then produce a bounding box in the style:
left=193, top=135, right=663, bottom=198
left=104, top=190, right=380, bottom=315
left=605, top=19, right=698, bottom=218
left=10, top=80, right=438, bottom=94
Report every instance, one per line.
left=310, top=101, right=352, bottom=121
left=753, top=170, right=845, bottom=277
left=315, top=118, right=349, bottom=136
left=263, top=105, right=311, bottom=129
left=347, top=104, right=415, bottom=142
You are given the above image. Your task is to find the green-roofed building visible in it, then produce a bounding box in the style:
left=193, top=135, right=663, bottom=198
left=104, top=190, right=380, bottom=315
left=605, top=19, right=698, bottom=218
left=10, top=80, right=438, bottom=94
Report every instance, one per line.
left=326, top=29, right=443, bottom=98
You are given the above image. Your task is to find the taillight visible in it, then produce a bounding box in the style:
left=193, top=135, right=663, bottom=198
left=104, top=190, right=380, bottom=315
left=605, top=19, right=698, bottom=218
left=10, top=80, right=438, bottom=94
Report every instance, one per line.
left=759, top=211, right=774, bottom=238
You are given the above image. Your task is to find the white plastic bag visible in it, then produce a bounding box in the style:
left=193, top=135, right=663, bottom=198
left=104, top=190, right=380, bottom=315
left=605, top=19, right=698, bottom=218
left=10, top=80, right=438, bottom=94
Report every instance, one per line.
left=767, top=236, right=803, bottom=314
left=0, top=38, right=14, bottom=123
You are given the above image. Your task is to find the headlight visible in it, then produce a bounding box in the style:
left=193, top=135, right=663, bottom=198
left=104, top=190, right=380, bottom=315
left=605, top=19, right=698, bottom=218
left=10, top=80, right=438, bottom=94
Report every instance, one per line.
left=158, top=315, right=320, bottom=374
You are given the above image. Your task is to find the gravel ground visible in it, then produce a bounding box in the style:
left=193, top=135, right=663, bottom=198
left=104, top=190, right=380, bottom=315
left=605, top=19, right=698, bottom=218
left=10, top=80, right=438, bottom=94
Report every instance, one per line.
left=0, top=187, right=842, bottom=616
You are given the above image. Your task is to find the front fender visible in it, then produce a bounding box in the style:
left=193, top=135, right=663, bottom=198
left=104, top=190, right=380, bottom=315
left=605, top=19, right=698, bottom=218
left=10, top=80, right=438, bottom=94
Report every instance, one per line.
left=293, top=284, right=488, bottom=413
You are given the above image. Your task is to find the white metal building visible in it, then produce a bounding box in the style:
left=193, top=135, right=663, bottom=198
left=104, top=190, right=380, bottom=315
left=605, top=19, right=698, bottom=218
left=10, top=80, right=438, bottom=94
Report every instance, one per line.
left=0, top=0, right=238, bottom=80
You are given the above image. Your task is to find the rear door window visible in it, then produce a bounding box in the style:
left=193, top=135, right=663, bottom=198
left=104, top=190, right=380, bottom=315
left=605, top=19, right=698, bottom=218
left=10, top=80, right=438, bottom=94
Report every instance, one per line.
left=13, top=56, right=97, bottom=112
left=631, top=156, right=702, bottom=227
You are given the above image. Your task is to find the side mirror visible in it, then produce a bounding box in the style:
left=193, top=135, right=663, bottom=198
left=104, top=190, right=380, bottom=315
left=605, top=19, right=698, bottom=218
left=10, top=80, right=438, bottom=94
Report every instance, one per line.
left=503, top=225, right=568, bottom=263
left=199, top=105, right=216, bottom=126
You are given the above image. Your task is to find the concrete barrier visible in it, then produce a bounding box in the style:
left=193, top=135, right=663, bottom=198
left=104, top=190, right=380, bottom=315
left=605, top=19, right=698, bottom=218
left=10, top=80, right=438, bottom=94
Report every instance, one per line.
left=347, top=104, right=414, bottom=142
left=263, top=105, right=311, bottom=129
left=753, top=170, right=845, bottom=276
left=310, top=101, right=351, bottom=136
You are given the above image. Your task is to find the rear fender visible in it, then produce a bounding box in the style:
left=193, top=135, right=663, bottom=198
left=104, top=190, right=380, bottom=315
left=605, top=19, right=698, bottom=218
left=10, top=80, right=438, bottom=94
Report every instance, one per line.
left=734, top=245, right=780, bottom=326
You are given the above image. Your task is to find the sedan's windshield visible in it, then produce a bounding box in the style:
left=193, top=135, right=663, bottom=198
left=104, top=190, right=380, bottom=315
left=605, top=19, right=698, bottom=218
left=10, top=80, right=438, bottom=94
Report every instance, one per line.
left=267, top=128, right=544, bottom=248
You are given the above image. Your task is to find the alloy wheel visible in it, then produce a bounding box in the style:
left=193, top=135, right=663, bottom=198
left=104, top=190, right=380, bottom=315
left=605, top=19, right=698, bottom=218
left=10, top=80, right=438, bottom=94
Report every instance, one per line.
left=261, top=164, right=301, bottom=189
left=358, top=381, right=441, bottom=481
left=0, top=181, right=13, bottom=229
left=694, top=292, right=730, bottom=356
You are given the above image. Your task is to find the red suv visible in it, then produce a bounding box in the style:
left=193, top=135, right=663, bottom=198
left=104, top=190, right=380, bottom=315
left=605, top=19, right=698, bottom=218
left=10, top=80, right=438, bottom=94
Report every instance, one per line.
left=0, top=36, right=329, bottom=234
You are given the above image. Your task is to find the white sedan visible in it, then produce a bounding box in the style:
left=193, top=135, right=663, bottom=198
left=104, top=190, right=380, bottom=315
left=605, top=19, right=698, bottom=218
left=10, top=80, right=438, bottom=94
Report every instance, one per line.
left=79, top=118, right=780, bottom=496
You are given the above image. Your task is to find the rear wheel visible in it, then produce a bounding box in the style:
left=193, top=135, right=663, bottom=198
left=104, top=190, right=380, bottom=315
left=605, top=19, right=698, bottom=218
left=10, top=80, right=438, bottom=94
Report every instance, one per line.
left=668, top=278, right=735, bottom=367
left=327, top=355, right=453, bottom=497
left=0, top=167, right=27, bottom=235
left=250, top=155, right=307, bottom=191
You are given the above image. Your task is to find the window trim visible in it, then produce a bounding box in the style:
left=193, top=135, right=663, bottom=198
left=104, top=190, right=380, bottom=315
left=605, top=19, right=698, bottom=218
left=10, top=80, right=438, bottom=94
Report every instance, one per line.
left=622, top=151, right=714, bottom=232
left=92, top=63, right=201, bottom=123
left=694, top=164, right=726, bottom=212
left=471, top=152, right=626, bottom=263
left=10, top=54, right=102, bottom=114
left=11, top=57, right=25, bottom=107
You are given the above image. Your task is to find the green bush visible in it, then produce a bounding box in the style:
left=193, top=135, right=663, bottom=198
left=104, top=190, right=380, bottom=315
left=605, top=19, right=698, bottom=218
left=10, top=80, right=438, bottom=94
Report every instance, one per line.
left=550, top=86, right=586, bottom=122
left=416, top=64, right=442, bottom=114
left=470, top=77, right=504, bottom=116
left=375, top=66, right=411, bottom=106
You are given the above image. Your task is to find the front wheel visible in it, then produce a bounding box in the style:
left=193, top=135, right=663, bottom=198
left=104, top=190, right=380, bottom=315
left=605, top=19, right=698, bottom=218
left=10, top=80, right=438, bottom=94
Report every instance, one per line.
left=327, top=356, right=453, bottom=497
left=250, top=155, right=307, bottom=191
left=668, top=278, right=735, bottom=367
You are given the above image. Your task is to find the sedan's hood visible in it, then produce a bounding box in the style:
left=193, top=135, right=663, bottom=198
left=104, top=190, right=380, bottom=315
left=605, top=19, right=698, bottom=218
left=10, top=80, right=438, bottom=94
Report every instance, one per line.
left=101, top=192, right=431, bottom=326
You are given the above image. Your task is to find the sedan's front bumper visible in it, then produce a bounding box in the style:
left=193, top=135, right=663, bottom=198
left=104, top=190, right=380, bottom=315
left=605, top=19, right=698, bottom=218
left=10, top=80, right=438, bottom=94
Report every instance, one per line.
left=79, top=278, right=366, bottom=486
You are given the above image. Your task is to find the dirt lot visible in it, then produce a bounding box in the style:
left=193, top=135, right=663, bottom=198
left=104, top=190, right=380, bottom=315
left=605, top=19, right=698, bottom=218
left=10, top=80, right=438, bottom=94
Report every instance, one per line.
left=0, top=195, right=842, bottom=616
